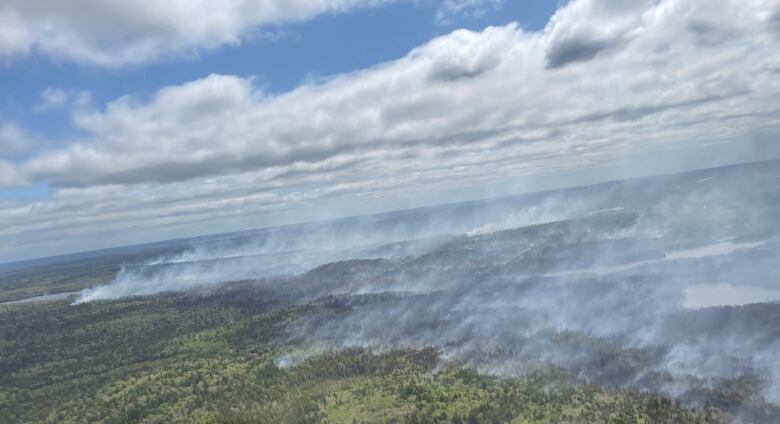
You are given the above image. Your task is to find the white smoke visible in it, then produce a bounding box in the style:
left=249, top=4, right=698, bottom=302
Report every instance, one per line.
left=72, top=160, right=780, bottom=419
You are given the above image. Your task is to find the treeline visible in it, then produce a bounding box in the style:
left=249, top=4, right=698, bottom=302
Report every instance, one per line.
left=0, top=294, right=733, bottom=423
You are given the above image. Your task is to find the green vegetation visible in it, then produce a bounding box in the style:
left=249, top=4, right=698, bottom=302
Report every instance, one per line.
left=0, top=246, right=178, bottom=303
left=0, top=295, right=728, bottom=424
left=0, top=257, right=122, bottom=303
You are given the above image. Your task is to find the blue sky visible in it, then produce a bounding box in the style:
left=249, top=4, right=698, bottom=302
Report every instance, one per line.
left=0, top=0, right=778, bottom=262
left=0, top=1, right=560, bottom=145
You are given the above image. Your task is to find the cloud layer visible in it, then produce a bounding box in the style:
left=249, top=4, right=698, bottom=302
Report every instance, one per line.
left=1, top=0, right=780, bottom=261
left=435, top=0, right=505, bottom=24
left=0, top=0, right=396, bottom=66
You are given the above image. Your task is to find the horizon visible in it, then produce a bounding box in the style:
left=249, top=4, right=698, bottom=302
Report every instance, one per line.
left=2, top=155, right=775, bottom=267
left=1, top=0, right=779, bottom=261
left=3, top=2, right=780, bottom=422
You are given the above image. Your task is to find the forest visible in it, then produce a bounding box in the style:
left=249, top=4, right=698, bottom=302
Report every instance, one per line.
left=3, top=160, right=779, bottom=423
left=0, top=290, right=737, bottom=423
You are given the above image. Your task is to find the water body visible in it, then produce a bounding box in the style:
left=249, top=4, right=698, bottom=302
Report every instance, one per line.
left=1, top=291, right=79, bottom=305
left=685, top=283, right=780, bottom=309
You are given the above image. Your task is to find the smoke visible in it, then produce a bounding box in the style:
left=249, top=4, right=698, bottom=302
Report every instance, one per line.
left=75, top=182, right=608, bottom=303
left=75, top=160, right=780, bottom=419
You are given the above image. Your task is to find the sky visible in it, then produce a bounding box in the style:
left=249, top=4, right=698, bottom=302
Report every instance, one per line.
left=0, top=0, right=779, bottom=263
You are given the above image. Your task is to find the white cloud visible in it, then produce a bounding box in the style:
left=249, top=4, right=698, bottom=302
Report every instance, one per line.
left=1, top=0, right=780, bottom=261
left=0, top=122, right=37, bottom=160
left=544, top=0, right=653, bottom=68
left=33, top=87, right=94, bottom=113
left=0, top=0, right=398, bottom=66
left=34, top=88, right=70, bottom=113
left=435, top=0, right=505, bottom=24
